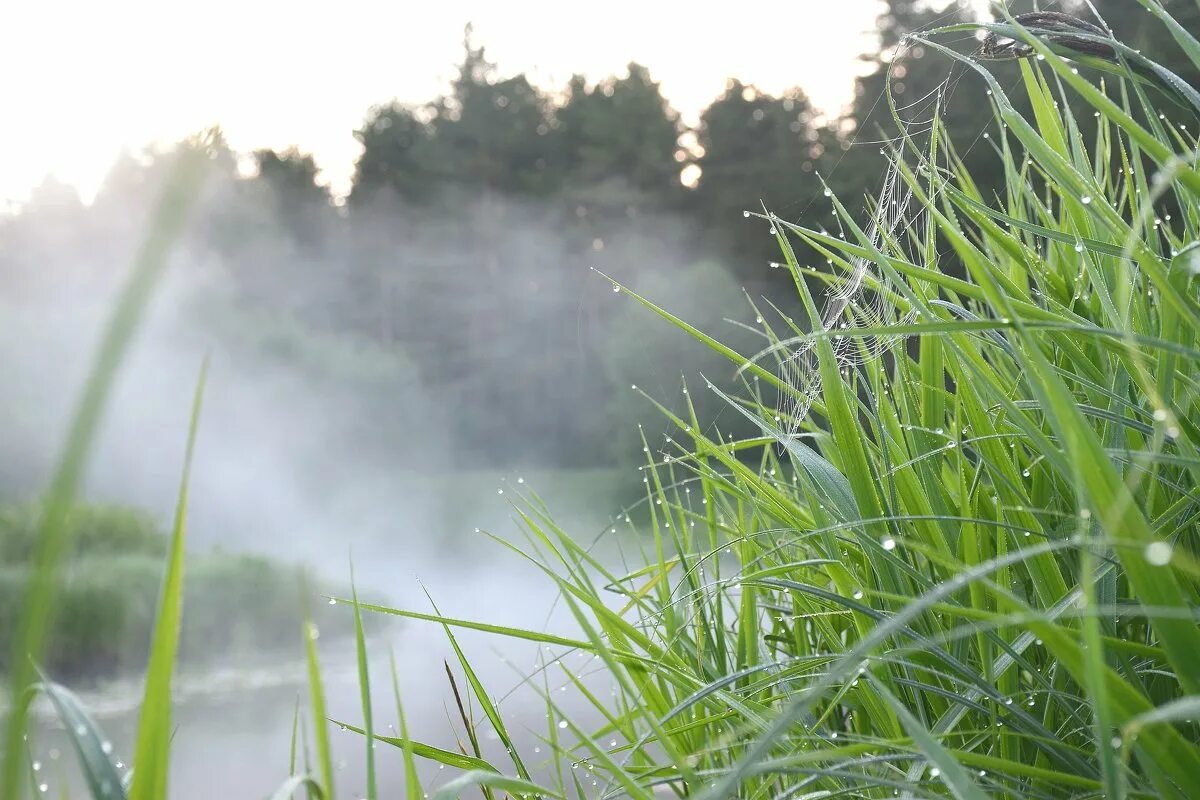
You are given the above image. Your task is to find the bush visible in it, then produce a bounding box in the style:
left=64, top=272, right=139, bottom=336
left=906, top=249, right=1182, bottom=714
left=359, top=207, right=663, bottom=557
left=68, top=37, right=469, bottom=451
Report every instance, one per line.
left=0, top=503, right=356, bottom=683
left=0, top=504, right=165, bottom=563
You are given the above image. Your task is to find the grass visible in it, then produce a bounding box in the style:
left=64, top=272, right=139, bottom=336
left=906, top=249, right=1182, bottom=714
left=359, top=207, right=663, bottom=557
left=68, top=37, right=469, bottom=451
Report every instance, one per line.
left=344, top=8, right=1200, bottom=800
left=4, top=5, right=1200, bottom=799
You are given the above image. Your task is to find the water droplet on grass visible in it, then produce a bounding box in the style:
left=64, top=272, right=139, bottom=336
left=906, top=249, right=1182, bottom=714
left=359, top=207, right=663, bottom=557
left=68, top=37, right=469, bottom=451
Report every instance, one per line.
left=1144, top=541, right=1173, bottom=566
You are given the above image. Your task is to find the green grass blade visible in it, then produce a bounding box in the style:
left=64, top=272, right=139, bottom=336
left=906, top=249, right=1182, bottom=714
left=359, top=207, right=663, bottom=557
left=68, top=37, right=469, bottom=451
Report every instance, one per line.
left=349, top=566, right=376, bottom=800
left=303, top=579, right=335, bottom=800
left=32, top=680, right=127, bottom=800
left=429, top=770, right=562, bottom=800
left=128, top=357, right=208, bottom=800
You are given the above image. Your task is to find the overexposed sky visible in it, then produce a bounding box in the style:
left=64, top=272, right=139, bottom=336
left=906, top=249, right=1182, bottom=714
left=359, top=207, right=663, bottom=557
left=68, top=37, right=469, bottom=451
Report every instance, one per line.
left=4, top=0, right=890, bottom=205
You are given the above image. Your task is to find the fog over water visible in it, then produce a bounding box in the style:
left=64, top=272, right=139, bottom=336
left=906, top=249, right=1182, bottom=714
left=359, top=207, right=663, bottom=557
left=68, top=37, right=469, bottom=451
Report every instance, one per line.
left=2, top=144, right=755, bottom=796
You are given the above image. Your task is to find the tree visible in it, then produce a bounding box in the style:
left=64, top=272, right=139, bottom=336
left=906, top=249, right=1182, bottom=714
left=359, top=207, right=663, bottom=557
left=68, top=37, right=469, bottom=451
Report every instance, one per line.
left=350, top=25, right=562, bottom=203
left=424, top=26, right=562, bottom=195
left=830, top=0, right=981, bottom=218
left=350, top=102, right=435, bottom=204
left=557, top=63, right=682, bottom=201
left=691, top=80, right=822, bottom=286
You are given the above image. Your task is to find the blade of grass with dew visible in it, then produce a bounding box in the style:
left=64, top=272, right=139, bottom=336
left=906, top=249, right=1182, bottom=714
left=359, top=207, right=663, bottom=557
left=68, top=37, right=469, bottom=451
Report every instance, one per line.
left=269, top=775, right=324, bottom=800
left=32, top=680, right=127, bottom=800
left=331, top=722, right=495, bottom=772
left=349, top=566, right=376, bottom=800
left=388, top=650, right=421, bottom=800
left=430, top=770, right=562, bottom=800
left=303, top=577, right=335, bottom=800
left=128, top=357, right=208, bottom=800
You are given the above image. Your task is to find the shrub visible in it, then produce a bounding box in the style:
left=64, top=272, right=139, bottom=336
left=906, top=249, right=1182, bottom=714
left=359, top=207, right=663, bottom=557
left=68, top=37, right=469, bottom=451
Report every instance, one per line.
left=0, top=504, right=356, bottom=682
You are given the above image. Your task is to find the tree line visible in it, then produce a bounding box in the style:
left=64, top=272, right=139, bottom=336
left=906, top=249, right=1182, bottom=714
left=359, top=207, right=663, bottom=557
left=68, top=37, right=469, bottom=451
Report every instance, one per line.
left=3, top=0, right=1196, bottom=470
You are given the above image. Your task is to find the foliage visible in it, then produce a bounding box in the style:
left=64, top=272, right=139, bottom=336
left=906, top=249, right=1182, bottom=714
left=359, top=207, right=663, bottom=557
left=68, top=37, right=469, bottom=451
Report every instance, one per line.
left=0, top=503, right=354, bottom=682
left=690, top=80, right=824, bottom=277
left=557, top=63, right=683, bottom=199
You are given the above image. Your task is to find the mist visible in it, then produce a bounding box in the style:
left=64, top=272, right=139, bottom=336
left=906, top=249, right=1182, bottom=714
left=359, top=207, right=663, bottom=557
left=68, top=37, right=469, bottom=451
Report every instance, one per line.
left=0, top=138, right=760, bottom=796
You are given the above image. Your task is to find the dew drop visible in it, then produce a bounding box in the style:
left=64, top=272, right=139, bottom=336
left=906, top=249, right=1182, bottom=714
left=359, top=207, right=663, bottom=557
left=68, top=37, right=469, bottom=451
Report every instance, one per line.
left=1144, top=541, right=1173, bottom=566
left=882, top=537, right=896, bottom=551
left=558, top=720, right=568, bottom=729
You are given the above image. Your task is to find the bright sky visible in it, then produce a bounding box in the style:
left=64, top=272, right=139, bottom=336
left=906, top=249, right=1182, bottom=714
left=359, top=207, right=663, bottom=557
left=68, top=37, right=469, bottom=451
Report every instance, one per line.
left=4, top=0, right=890, bottom=205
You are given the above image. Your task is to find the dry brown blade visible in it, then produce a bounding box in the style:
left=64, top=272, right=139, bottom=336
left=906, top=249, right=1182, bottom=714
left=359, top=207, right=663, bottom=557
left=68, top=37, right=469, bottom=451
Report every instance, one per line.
left=443, top=661, right=486, bottom=761
left=981, top=11, right=1115, bottom=61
